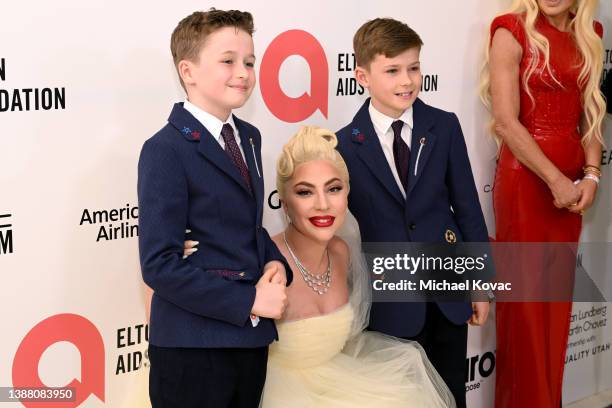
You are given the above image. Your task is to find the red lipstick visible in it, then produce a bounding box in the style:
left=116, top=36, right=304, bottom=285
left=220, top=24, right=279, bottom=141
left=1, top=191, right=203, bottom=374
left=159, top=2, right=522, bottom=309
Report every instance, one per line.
left=309, top=216, right=335, bottom=227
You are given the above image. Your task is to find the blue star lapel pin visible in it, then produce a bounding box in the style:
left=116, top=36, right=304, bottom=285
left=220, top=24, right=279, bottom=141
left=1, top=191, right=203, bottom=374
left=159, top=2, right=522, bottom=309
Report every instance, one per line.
left=352, top=128, right=365, bottom=143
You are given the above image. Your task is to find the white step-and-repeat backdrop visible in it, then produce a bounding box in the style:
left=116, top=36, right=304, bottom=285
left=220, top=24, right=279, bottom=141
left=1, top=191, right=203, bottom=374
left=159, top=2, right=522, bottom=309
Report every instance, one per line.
left=1, top=1, right=611, bottom=407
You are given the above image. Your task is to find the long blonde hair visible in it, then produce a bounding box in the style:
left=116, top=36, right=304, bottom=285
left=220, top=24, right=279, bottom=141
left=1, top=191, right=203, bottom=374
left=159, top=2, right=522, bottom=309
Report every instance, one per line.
left=480, top=0, right=605, bottom=148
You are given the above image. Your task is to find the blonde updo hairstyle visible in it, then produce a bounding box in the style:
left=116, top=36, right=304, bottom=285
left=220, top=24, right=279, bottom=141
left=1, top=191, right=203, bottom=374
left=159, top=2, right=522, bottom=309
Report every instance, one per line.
left=276, top=126, right=349, bottom=200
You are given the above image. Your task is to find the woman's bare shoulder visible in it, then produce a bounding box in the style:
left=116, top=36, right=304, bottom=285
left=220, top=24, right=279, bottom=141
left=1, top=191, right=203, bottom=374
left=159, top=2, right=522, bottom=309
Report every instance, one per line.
left=329, top=235, right=349, bottom=258
left=328, top=236, right=350, bottom=278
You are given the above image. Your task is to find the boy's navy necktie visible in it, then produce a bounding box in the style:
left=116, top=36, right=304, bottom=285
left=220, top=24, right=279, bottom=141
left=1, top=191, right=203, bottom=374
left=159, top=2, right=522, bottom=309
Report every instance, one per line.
left=391, top=120, right=410, bottom=189
left=221, top=123, right=252, bottom=193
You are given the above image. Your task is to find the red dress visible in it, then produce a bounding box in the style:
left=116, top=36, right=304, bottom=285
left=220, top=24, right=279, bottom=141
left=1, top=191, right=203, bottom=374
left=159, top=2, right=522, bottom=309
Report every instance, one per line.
left=491, top=13, right=603, bottom=408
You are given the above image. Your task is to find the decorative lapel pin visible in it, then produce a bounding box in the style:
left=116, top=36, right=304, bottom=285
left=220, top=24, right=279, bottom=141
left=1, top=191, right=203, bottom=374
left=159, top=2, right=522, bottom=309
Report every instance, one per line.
left=352, top=128, right=365, bottom=143
left=180, top=126, right=201, bottom=140
left=414, top=137, right=426, bottom=176
left=249, top=137, right=262, bottom=178
left=445, top=229, right=457, bottom=244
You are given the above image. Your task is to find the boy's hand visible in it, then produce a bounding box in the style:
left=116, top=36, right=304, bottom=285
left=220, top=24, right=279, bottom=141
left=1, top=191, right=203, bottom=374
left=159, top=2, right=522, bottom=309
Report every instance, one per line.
left=252, top=268, right=288, bottom=320
left=263, top=260, right=287, bottom=285
left=468, top=302, right=490, bottom=326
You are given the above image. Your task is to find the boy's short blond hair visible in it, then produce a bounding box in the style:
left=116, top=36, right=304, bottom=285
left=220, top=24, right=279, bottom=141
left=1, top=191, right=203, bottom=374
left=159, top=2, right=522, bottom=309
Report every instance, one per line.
left=353, top=18, right=423, bottom=70
left=170, top=8, right=254, bottom=90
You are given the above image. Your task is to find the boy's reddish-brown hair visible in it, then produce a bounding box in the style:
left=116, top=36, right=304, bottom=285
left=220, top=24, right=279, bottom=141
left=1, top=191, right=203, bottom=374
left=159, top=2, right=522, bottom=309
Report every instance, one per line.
left=353, top=18, right=423, bottom=69
left=170, top=8, right=254, bottom=90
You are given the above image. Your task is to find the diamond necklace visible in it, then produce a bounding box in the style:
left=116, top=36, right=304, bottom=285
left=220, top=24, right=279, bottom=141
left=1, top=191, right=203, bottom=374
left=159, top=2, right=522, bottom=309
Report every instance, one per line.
left=283, top=232, right=332, bottom=295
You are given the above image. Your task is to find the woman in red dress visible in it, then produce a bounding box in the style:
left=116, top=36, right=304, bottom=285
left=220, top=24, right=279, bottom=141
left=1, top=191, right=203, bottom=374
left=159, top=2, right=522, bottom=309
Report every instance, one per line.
left=480, top=0, right=605, bottom=406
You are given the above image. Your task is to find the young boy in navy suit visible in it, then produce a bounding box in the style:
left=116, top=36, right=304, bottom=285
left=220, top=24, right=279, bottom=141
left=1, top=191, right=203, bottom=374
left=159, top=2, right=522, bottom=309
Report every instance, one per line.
left=336, top=18, right=490, bottom=407
left=138, top=9, right=291, bottom=408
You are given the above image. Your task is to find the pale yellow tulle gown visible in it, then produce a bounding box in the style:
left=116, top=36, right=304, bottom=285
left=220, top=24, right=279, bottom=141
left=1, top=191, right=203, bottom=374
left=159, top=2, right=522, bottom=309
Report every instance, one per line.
left=261, top=304, right=455, bottom=407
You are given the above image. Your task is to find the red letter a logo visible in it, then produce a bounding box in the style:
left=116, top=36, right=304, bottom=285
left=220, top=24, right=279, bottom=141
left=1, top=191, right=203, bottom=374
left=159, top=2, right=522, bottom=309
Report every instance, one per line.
left=12, top=314, right=105, bottom=407
left=260, top=30, right=328, bottom=123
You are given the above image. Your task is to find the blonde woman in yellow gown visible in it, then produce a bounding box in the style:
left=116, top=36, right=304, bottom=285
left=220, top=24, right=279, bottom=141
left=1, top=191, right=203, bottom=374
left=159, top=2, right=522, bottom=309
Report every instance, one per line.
left=186, top=126, right=454, bottom=407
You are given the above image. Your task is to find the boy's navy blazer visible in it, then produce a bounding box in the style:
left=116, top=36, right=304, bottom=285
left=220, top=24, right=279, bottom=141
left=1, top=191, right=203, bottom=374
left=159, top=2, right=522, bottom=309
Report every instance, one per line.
left=337, top=98, right=489, bottom=337
left=138, top=103, right=291, bottom=348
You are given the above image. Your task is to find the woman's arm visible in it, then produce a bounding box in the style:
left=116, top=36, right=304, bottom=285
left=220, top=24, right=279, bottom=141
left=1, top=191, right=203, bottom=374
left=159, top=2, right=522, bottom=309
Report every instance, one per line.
left=489, top=28, right=581, bottom=208
left=569, top=116, right=602, bottom=213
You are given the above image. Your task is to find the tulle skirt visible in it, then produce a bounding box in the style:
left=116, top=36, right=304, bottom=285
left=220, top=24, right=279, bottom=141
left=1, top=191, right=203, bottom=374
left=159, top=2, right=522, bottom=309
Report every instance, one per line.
left=261, top=305, right=455, bottom=407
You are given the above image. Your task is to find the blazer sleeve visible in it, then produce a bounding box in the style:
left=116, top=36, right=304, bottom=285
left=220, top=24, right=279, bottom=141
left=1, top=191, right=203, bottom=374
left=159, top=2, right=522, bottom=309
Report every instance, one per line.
left=138, top=138, right=256, bottom=327
left=249, top=125, right=293, bottom=285
left=445, top=114, right=489, bottom=243
left=263, top=228, right=293, bottom=285
left=445, top=115, right=495, bottom=284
